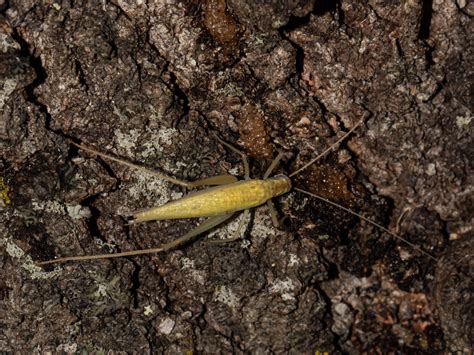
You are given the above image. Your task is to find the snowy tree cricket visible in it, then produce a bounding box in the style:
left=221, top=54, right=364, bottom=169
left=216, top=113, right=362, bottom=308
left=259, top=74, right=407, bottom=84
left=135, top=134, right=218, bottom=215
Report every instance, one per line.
left=37, top=117, right=436, bottom=266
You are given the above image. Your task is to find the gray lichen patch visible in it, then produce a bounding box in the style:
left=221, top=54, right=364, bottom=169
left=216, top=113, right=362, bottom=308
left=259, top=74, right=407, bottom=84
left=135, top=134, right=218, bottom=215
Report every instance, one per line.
left=4, top=240, right=63, bottom=280
left=66, top=204, right=92, bottom=219
left=0, top=78, right=17, bottom=110
left=214, top=285, right=240, bottom=310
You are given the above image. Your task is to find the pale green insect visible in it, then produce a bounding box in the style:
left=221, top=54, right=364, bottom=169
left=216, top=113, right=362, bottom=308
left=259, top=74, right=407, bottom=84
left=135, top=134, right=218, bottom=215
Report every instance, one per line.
left=37, top=118, right=436, bottom=265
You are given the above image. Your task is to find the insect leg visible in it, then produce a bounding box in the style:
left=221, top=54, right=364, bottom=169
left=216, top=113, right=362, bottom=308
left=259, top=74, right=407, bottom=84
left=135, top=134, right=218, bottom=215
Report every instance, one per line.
left=263, top=150, right=285, bottom=179
left=266, top=200, right=281, bottom=228
left=213, top=134, right=250, bottom=179
left=158, top=213, right=235, bottom=250
left=37, top=213, right=234, bottom=265
left=190, top=174, right=238, bottom=187
left=72, top=142, right=193, bottom=188
left=206, top=209, right=250, bottom=244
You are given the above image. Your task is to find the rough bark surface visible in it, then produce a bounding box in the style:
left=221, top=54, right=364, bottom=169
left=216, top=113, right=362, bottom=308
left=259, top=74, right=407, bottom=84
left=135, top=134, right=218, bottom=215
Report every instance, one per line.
left=1, top=1, right=472, bottom=353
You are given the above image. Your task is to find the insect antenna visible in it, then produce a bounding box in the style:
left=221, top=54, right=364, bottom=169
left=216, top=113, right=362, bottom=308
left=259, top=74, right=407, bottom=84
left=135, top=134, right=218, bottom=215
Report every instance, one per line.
left=288, top=117, right=437, bottom=261
left=294, top=188, right=437, bottom=261
left=289, top=117, right=365, bottom=178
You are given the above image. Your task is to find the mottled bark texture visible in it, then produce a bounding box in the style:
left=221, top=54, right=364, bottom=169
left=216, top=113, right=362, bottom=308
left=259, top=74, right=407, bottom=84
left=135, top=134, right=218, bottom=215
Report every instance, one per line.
left=1, top=1, right=472, bottom=353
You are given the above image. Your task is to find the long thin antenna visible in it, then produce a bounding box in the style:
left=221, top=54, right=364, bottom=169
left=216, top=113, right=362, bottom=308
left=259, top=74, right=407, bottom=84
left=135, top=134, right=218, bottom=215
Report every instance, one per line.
left=294, top=187, right=438, bottom=261
left=289, top=117, right=365, bottom=178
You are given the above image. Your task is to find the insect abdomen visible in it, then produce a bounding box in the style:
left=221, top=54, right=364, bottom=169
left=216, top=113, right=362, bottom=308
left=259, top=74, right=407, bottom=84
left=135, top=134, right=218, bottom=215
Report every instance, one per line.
left=132, top=175, right=291, bottom=223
